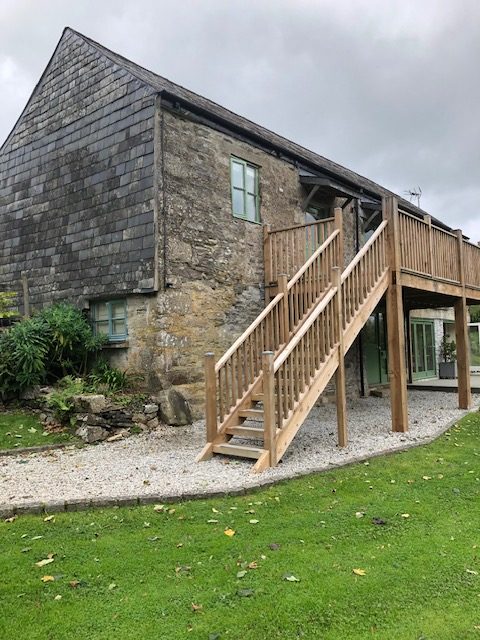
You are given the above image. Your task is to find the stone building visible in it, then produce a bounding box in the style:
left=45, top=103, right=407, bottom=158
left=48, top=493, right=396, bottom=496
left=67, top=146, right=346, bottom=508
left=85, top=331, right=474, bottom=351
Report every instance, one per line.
left=0, top=28, right=464, bottom=418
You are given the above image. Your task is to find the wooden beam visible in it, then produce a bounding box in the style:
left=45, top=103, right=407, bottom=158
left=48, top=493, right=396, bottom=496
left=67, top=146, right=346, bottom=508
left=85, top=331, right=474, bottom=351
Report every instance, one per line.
left=302, top=184, right=319, bottom=211
left=334, top=207, right=344, bottom=268
left=263, top=224, right=273, bottom=300
left=262, top=351, right=276, bottom=467
left=21, top=271, right=30, bottom=318
left=383, top=196, right=409, bottom=433
left=454, top=297, right=472, bottom=409
left=332, top=267, right=347, bottom=447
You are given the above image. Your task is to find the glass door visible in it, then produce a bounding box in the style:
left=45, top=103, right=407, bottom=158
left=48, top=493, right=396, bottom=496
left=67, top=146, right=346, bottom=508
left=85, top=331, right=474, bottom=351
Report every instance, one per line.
left=363, top=312, right=388, bottom=385
left=411, top=319, right=436, bottom=380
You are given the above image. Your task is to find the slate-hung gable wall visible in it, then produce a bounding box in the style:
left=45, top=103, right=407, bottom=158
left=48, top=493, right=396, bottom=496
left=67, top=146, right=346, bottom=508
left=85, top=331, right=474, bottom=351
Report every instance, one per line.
left=0, top=30, right=157, bottom=309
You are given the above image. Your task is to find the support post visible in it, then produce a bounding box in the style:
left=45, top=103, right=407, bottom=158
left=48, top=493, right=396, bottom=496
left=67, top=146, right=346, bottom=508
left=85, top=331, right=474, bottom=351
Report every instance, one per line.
left=332, top=266, right=347, bottom=446
left=262, top=351, right=276, bottom=467
left=453, top=228, right=471, bottom=409
left=334, top=207, right=344, bottom=268
left=263, top=224, right=273, bottom=302
left=454, top=297, right=471, bottom=409
left=205, top=353, right=217, bottom=444
left=383, top=196, right=408, bottom=433
left=278, top=274, right=290, bottom=345
left=21, top=271, right=30, bottom=318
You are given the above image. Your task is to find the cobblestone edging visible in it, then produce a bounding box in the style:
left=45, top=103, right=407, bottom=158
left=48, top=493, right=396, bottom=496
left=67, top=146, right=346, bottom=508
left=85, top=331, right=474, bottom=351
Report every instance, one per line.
left=0, top=442, right=80, bottom=458
left=0, top=414, right=464, bottom=520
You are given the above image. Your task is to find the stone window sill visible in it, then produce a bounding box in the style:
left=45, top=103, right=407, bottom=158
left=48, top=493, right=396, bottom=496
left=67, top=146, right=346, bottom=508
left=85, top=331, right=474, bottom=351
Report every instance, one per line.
left=102, top=340, right=129, bottom=350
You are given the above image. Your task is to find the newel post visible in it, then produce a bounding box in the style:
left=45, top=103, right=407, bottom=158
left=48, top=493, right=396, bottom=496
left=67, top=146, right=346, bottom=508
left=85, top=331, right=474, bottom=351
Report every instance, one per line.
left=263, top=224, right=273, bottom=300
left=204, top=353, right=217, bottom=443
left=334, top=207, right=344, bottom=268
left=262, top=351, right=276, bottom=467
left=332, top=266, right=347, bottom=446
left=278, top=274, right=290, bottom=345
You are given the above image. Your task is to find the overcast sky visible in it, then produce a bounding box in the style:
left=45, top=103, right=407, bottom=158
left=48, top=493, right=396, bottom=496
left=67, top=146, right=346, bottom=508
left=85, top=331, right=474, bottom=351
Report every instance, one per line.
left=1, top=0, right=479, bottom=238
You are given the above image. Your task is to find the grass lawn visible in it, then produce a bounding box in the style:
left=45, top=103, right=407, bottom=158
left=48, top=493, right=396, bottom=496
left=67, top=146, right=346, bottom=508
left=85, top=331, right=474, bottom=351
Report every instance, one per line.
left=0, top=412, right=78, bottom=450
left=1, top=413, right=479, bottom=640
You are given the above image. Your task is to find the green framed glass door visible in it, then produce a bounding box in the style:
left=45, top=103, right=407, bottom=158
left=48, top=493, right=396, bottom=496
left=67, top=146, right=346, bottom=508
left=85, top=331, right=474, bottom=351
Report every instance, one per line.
left=411, top=319, right=436, bottom=380
left=363, top=312, right=388, bottom=385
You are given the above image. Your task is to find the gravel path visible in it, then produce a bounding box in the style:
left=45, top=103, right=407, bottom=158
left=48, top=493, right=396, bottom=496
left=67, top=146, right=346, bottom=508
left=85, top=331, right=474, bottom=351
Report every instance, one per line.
left=1, top=391, right=478, bottom=511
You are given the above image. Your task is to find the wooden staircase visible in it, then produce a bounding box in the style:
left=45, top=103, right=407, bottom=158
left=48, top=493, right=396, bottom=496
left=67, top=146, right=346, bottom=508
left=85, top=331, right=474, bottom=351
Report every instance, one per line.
left=197, top=210, right=389, bottom=472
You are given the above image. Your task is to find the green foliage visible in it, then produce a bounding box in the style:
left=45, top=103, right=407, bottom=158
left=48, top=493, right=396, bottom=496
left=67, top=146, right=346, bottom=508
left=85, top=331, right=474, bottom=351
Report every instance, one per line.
left=440, top=335, right=457, bottom=362
left=0, top=291, right=19, bottom=319
left=0, top=315, right=49, bottom=397
left=89, top=359, right=130, bottom=392
left=0, top=303, right=105, bottom=398
left=469, top=305, right=480, bottom=323
left=45, top=376, right=88, bottom=425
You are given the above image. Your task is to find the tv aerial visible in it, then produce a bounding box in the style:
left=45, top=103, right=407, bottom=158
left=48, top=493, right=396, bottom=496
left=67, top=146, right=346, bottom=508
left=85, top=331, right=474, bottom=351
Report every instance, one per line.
left=404, top=187, right=422, bottom=208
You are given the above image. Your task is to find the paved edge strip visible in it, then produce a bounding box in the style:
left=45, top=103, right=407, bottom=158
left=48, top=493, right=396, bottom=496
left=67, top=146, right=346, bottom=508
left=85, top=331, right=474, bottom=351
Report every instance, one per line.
left=1, top=407, right=476, bottom=520
left=0, top=442, right=81, bottom=457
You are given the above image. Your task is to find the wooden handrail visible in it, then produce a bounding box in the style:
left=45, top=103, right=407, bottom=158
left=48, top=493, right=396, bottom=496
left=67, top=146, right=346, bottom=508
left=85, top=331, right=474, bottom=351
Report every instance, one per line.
left=341, top=221, right=388, bottom=282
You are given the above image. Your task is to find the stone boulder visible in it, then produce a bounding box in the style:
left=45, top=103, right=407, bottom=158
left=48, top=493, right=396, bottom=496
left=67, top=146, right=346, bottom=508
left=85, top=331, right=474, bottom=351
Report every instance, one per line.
left=72, top=394, right=107, bottom=414
left=75, top=425, right=109, bottom=444
left=157, top=389, right=192, bottom=426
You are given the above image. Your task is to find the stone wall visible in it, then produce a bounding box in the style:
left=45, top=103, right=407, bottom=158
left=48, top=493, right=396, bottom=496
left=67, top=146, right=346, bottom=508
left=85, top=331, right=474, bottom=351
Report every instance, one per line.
left=0, top=29, right=157, bottom=310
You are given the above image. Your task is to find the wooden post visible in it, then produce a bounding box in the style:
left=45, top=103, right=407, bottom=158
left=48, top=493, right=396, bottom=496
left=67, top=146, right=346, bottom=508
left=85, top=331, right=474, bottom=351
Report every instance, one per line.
left=263, top=224, right=273, bottom=302
left=21, top=271, right=30, bottom=318
left=454, top=297, right=471, bottom=409
left=278, top=274, right=290, bottom=345
left=454, top=229, right=471, bottom=409
left=334, top=207, right=344, bottom=268
left=383, top=196, right=408, bottom=433
left=262, top=351, right=276, bottom=467
left=205, top=353, right=217, bottom=443
left=424, top=215, right=433, bottom=276
left=332, top=266, right=347, bottom=446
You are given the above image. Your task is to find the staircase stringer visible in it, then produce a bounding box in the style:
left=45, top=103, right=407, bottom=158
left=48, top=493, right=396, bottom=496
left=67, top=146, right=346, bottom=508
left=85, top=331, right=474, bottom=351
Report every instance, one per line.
left=272, top=269, right=389, bottom=466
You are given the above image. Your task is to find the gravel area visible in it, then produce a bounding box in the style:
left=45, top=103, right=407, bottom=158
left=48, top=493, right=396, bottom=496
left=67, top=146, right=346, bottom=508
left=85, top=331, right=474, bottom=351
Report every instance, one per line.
left=1, top=391, right=478, bottom=511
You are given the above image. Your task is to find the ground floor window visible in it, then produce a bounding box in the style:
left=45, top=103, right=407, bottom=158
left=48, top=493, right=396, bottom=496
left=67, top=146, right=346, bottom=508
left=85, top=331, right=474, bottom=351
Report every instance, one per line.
left=410, top=318, right=436, bottom=380
left=91, top=300, right=127, bottom=342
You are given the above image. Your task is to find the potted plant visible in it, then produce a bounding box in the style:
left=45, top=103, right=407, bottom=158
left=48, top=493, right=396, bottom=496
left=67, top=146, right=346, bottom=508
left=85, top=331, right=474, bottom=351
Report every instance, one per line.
left=439, top=336, right=457, bottom=379
left=0, top=292, right=20, bottom=328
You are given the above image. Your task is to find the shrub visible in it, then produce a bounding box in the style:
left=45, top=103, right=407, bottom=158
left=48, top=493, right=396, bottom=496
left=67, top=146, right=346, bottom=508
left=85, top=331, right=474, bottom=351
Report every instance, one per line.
left=0, top=292, right=20, bottom=319
left=46, top=376, right=87, bottom=425
left=0, top=303, right=105, bottom=399
left=89, top=359, right=129, bottom=392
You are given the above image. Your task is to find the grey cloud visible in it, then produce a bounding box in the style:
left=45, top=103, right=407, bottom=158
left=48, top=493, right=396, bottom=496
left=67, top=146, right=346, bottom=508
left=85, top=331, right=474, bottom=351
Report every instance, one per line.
left=1, top=0, right=479, bottom=237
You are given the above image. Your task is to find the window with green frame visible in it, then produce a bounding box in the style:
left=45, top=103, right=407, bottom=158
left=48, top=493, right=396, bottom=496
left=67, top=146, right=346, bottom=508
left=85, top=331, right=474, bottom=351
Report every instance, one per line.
left=91, top=300, right=128, bottom=342
left=230, top=157, right=260, bottom=222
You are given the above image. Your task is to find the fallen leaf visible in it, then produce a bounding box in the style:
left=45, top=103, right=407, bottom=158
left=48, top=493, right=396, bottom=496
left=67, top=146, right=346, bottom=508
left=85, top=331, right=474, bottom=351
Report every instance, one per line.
left=353, top=568, right=367, bottom=576
left=422, top=476, right=432, bottom=481
left=283, top=573, right=300, bottom=582
left=249, top=519, right=259, bottom=524
left=191, top=602, right=203, bottom=612
left=4, top=516, right=17, bottom=523
left=21, top=547, right=32, bottom=553
left=44, top=515, right=55, bottom=522
left=401, top=514, right=410, bottom=519
left=236, top=570, right=247, bottom=578
left=466, top=569, right=478, bottom=575
left=35, top=558, right=54, bottom=568
left=207, top=519, right=219, bottom=524
left=237, top=589, right=254, bottom=598
left=41, top=575, right=55, bottom=582
left=108, top=583, right=117, bottom=590
left=69, top=580, right=80, bottom=588
left=269, top=543, right=281, bottom=551
left=31, top=535, right=43, bottom=541
left=168, top=509, right=176, bottom=515
left=248, top=562, right=258, bottom=569
left=54, top=594, right=62, bottom=600
left=153, top=504, right=164, bottom=512
left=208, top=634, right=221, bottom=640
left=355, top=512, right=365, bottom=518
left=224, top=528, right=235, bottom=537
left=212, top=508, right=220, bottom=513
left=28, top=427, right=37, bottom=433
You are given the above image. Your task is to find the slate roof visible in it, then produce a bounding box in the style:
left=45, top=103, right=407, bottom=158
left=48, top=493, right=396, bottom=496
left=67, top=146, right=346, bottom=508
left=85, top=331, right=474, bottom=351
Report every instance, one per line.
left=3, top=27, right=451, bottom=230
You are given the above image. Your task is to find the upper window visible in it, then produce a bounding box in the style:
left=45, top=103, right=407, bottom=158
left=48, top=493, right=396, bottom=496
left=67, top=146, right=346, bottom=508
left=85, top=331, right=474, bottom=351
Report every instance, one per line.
left=91, top=300, right=127, bottom=342
left=230, top=157, right=260, bottom=223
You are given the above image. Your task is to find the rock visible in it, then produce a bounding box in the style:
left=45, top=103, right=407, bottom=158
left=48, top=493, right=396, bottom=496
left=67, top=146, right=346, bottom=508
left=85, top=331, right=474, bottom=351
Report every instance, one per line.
left=72, top=395, right=107, bottom=414
left=20, top=386, right=41, bottom=400
left=157, top=389, right=192, bottom=426
left=39, top=413, right=48, bottom=423
left=75, top=425, right=109, bottom=444
left=85, top=413, right=108, bottom=427
left=133, top=412, right=148, bottom=425
left=143, top=403, right=159, bottom=415
left=145, top=417, right=159, bottom=430
left=106, top=429, right=130, bottom=442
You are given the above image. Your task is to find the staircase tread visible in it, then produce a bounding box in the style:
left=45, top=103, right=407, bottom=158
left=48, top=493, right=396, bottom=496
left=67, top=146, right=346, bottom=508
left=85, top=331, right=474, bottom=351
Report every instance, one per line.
left=213, top=443, right=263, bottom=459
